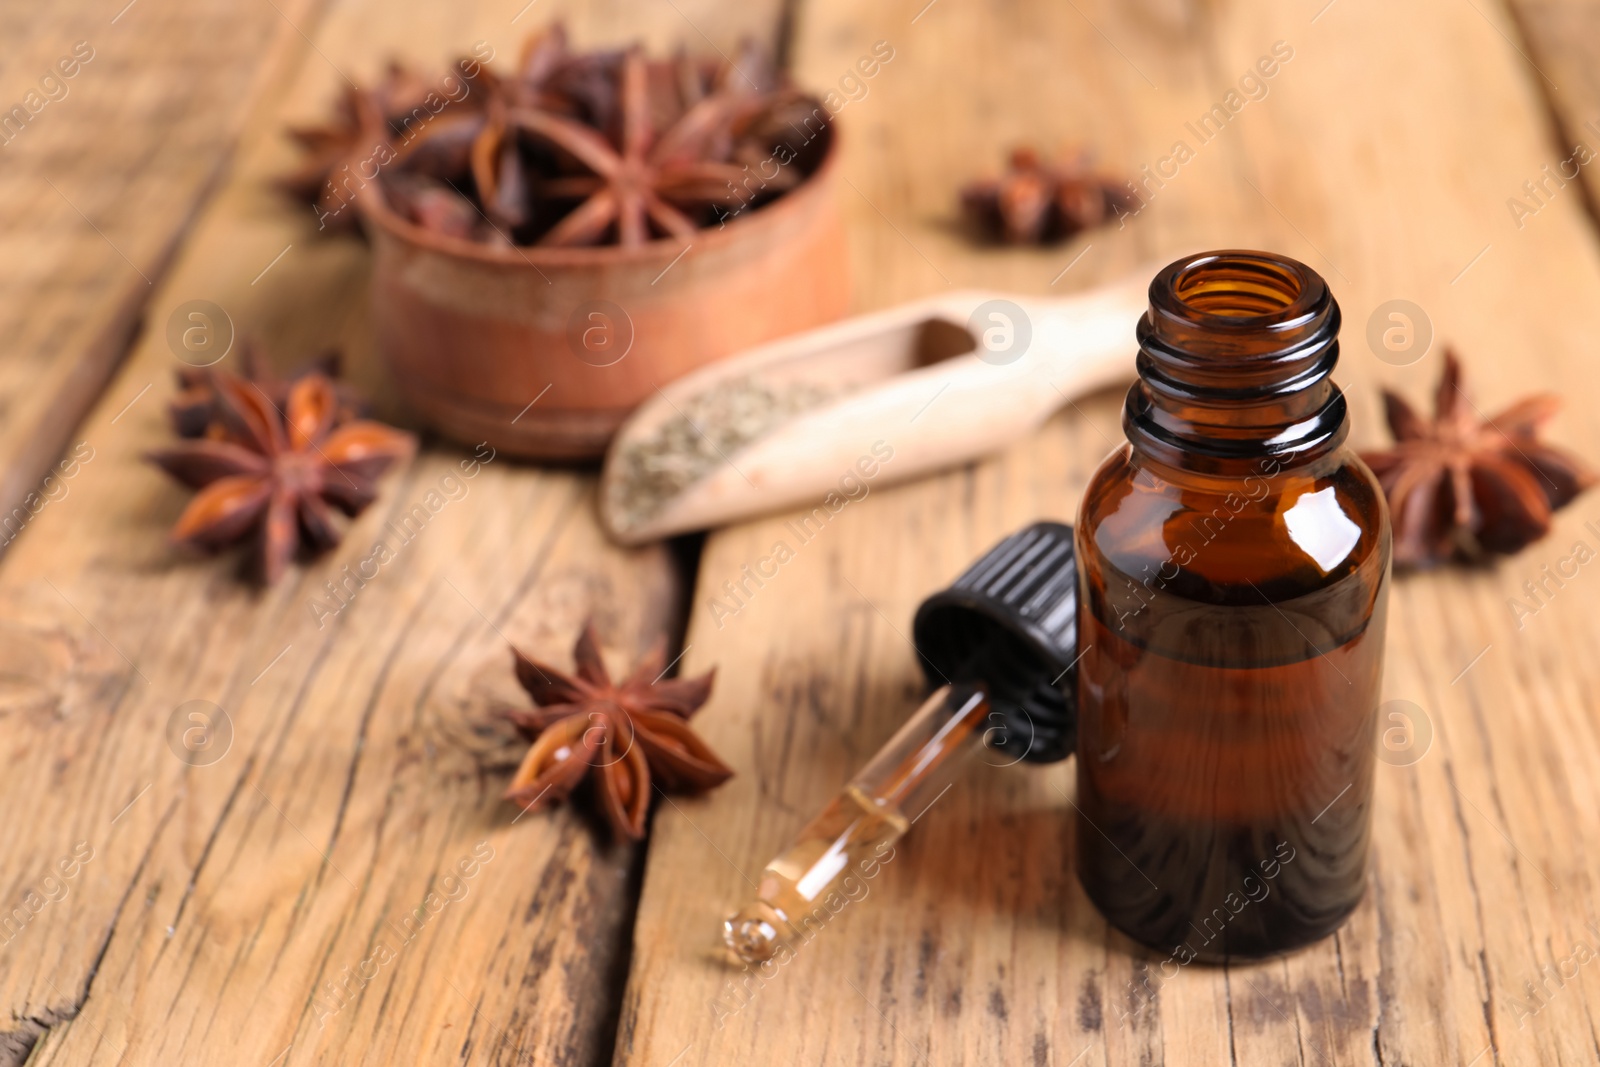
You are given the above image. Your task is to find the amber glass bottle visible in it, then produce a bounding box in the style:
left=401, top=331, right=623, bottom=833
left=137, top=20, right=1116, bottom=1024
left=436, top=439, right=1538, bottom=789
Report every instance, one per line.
left=1073, top=250, right=1389, bottom=961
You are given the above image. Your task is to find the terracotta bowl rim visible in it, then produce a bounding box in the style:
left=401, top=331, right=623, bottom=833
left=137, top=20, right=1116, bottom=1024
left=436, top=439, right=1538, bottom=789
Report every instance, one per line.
left=355, top=126, right=840, bottom=270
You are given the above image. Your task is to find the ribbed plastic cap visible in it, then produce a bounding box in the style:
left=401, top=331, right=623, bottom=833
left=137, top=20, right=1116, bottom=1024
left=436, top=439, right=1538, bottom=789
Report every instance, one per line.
left=910, top=522, right=1079, bottom=764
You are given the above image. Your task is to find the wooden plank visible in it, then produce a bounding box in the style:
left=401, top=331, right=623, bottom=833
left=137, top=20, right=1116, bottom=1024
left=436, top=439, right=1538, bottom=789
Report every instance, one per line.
left=0, top=0, right=320, bottom=560
left=1501, top=0, right=1600, bottom=223
left=614, top=0, right=1600, bottom=1065
left=0, top=2, right=787, bottom=1066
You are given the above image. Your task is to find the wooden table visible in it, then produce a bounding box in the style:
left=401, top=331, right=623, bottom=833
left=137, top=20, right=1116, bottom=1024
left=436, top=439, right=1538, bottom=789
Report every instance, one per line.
left=4, top=0, right=1599, bottom=1064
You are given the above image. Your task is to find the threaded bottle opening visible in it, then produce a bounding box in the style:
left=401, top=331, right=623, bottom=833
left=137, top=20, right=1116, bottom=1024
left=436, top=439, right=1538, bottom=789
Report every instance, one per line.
left=1127, top=250, right=1346, bottom=468
left=1168, top=252, right=1317, bottom=321
left=1145, top=251, right=1331, bottom=359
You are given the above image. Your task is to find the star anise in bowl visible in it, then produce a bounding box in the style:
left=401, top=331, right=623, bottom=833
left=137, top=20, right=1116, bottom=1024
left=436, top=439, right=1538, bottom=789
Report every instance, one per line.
left=281, top=55, right=496, bottom=233
left=960, top=146, right=1136, bottom=245
left=1361, top=349, right=1596, bottom=568
left=503, top=620, right=732, bottom=840
left=146, top=372, right=414, bottom=584
left=286, top=24, right=832, bottom=248
left=474, top=49, right=794, bottom=246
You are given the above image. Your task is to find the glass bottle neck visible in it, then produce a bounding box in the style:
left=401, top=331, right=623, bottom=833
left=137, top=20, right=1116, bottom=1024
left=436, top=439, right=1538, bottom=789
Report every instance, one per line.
left=1122, top=251, right=1348, bottom=475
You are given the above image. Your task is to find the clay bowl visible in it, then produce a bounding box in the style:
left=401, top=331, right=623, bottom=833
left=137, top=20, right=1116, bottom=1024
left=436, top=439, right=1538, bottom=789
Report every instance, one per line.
left=356, top=142, right=850, bottom=460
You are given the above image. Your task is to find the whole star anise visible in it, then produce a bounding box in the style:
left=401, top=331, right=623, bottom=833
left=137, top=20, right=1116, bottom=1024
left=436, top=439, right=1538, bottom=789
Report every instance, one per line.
left=281, top=56, right=492, bottom=233
left=503, top=621, right=731, bottom=840
left=483, top=49, right=755, bottom=246
left=146, top=373, right=414, bottom=584
left=960, top=146, right=1136, bottom=245
left=1361, top=349, right=1596, bottom=568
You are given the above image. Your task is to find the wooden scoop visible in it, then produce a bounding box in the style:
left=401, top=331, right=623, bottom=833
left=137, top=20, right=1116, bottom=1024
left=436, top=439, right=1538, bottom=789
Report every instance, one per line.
left=598, top=269, right=1151, bottom=544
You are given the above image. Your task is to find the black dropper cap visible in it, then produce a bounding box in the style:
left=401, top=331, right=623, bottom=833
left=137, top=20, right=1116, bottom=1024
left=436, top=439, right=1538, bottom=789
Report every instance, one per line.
left=910, top=522, right=1080, bottom=764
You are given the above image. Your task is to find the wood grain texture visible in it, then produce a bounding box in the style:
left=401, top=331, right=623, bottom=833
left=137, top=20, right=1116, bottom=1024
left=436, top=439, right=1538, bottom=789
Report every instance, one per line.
left=613, top=0, right=1600, bottom=1065
left=0, top=2, right=783, bottom=1066
left=1502, top=0, right=1600, bottom=225
left=0, top=0, right=320, bottom=561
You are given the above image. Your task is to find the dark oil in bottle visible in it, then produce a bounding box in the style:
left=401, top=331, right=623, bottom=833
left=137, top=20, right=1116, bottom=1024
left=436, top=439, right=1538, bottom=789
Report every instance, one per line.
left=1076, top=550, right=1386, bottom=960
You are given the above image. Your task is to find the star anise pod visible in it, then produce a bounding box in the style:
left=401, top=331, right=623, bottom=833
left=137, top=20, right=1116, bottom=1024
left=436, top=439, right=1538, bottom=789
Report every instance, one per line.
left=146, top=373, right=415, bottom=584
left=280, top=61, right=462, bottom=233
left=169, top=341, right=365, bottom=438
left=1361, top=349, right=1597, bottom=568
left=487, top=48, right=753, bottom=246
left=960, top=146, right=1136, bottom=245
left=503, top=620, right=731, bottom=840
